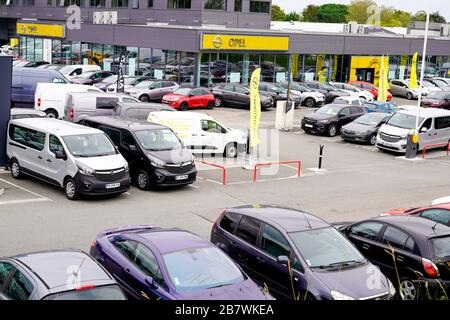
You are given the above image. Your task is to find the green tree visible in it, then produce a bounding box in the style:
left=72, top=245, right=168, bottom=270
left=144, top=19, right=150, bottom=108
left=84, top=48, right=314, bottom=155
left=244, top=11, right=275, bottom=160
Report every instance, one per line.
left=346, top=0, right=377, bottom=23
left=285, top=11, right=301, bottom=22
left=317, top=4, right=348, bottom=23
left=414, top=10, right=446, bottom=23
left=271, top=4, right=286, bottom=21
left=302, top=4, right=319, bottom=22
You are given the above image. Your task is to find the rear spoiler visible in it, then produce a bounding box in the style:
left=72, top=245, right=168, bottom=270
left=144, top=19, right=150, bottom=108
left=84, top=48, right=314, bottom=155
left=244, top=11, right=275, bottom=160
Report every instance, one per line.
left=98, top=225, right=157, bottom=237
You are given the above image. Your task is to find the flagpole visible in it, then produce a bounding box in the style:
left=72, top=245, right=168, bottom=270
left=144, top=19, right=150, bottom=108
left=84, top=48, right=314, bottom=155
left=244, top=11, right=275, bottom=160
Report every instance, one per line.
left=415, top=9, right=430, bottom=132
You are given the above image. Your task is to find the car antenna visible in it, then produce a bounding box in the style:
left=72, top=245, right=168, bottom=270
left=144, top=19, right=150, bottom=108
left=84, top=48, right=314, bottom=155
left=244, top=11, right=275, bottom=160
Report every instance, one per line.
left=72, top=257, right=86, bottom=281
left=303, top=214, right=312, bottom=229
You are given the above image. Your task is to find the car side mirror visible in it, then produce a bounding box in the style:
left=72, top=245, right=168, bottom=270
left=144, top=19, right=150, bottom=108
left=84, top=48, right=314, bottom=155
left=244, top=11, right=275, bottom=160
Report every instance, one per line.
left=420, top=127, right=428, bottom=133
left=144, top=276, right=159, bottom=289
left=338, top=113, right=345, bottom=118
left=55, top=150, right=67, bottom=160
left=277, top=255, right=290, bottom=267
left=129, top=145, right=138, bottom=152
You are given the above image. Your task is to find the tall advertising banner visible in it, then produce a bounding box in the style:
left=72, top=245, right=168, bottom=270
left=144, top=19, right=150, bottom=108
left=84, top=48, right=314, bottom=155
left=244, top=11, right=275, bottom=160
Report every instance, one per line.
left=116, top=48, right=128, bottom=93
left=0, top=56, right=12, bottom=166
left=377, top=56, right=389, bottom=102
left=249, top=68, right=261, bottom=148
left=409, top=52, right=419, bottom=89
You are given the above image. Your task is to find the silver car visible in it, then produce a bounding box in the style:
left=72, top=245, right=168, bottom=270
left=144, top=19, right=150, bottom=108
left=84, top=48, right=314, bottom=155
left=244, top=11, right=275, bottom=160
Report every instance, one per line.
left=125, top=80, right=179, bottom=102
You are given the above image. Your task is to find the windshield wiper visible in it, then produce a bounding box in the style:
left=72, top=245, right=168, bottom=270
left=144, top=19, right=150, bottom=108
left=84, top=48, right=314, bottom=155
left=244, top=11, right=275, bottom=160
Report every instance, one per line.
left=328, top=260, right=365, bottom=267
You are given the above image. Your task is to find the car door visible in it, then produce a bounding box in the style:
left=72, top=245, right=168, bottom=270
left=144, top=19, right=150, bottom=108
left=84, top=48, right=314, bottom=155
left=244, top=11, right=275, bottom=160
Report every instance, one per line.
left=345, top=221, right=385, bottom=266
left=336, top=107, right=353, bottom=127
left=222, top=84, right=239, bottom=105
left=233, top=85, right=251, bottom=107
left=433, top=116, right=450, bottom=146
left=188, top=88, right=204, bottom=107
left=200, top=119, right=227, bottom=152
left=389, top=81, right=401, bottom=96
left=44, top=134, right=68, bottom=186
left=119, top=130, right=140, bottom=169
left=149, top=82, right=163, bottom=101
left=418, top=118, right=434, bottom=148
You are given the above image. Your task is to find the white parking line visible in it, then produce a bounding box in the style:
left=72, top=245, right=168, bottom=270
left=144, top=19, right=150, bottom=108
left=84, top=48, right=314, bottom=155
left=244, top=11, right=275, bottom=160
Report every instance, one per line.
left=187, top=184, right=199, bottom=189
left=0, top=198, right=51, bottom=206
left=0, top=177, right=52, bottom=205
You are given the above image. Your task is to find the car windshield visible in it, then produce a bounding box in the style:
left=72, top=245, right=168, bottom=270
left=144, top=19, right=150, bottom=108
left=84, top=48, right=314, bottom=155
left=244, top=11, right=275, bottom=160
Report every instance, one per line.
left=102, top=75, right=117, bottom=84
left=316, top=105, right=342, bottom=115
left=431, top=237, right=450, bottom=258
left=58, top=66, right=75, bottom=75
left=265, top=84, right=286, bottom=93
left=386, top=113, right=424, bottom=129
left=333, top=98, right=350, bottom=105
left=428, top=91, right=447, bottom=99
left=135, top=80, right=154, bottom=88
left=173, top=88, right=192, bottom=96
left=289, top=227, right=365, bottom=269
left=79, top=71, right=96, bottom=78
left=135, top=129, right=182, bottom=151
left=355, top=113, right=386, bottom=126
left=320, top=83, right=336, bottom=91
left=62, top=133, right=116, bottom=157
left=163, top=247, right=245, bottom=292
left=43, top=285, right=126, bottom=300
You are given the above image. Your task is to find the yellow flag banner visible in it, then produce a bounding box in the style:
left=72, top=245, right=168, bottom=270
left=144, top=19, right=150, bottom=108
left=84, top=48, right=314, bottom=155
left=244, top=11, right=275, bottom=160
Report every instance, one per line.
left=249, top=68, right=262, bottom=148
left=410, top=52, right=419, bottom=89
left=377, top=56, right=389, bottom=102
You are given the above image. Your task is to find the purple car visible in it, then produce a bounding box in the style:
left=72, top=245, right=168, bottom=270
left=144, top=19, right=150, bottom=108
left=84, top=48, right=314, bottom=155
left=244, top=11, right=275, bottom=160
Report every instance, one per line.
left=90, top=225, right=273, bottom=300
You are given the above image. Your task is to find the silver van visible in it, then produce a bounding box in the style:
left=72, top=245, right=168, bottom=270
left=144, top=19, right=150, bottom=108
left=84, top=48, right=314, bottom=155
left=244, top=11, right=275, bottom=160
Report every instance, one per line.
left=63, top=92, right=139, bottom=123
left=7, top=118, right=130, bottom=200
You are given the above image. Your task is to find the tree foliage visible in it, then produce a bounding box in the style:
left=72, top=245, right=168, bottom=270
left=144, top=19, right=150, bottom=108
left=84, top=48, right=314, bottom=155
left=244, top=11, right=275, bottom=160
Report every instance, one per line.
left=271, top=4, right=286, bottom=21
left=414, top=10, right=446, bottom=23
left=302, top=4, right=319, bottom=22
left=317, top=4, right=348, bottom=23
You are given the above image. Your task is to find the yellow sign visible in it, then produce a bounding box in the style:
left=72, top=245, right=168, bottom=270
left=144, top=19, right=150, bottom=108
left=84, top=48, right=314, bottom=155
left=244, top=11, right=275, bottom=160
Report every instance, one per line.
left=202, top=34, right=289, bottom=51
left=17, top=22, right=65, bottom=38
left=410, top=52, right=419, bottom=89
left=249, top=68, right=262, bottom=147
left=377, top=55, right=389, bottom=102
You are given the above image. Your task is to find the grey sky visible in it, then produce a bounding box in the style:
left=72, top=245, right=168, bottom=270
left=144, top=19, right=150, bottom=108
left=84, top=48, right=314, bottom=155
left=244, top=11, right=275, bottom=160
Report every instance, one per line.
left=272, top=0, right=450, bottom=21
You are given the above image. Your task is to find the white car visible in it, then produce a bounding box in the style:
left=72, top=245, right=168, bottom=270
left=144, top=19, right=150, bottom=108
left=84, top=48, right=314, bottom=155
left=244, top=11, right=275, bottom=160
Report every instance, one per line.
left=333, top=96, right=366, bottom=107
left=59, top=64, right=101, bottom=81
left=279, top=82, right=325, bottom=108
left=431, top=196, right=450, bottom=205
left=329, top=82, right=374, bottom=101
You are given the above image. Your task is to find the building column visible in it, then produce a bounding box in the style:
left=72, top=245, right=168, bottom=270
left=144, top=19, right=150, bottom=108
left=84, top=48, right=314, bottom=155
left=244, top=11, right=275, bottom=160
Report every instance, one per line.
left=242, top=53, right=250, bottom=85
left=194, top=52, right=201, bottom=86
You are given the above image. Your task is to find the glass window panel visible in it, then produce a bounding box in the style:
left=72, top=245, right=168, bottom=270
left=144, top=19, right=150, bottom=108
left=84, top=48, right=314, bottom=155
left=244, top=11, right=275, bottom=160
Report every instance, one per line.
left=204, top=0, right=226, bottom=10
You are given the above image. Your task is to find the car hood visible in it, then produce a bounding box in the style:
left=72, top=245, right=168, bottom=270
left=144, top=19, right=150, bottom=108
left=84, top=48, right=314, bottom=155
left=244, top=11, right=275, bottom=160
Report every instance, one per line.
left=314, top=263, right=389, bottom=299
left=304, top=112, right=335, bottom=121
left=379, top=124, right=409, bottom=137
left=342, top=122, right=375, bottom=132
left=175, top=279, right=271, bottom=300
left=145, top=148, right=193, bottom=165
left=421, top=98, right=441, bottom=104
left=75, top=154, right=126, bottom=170
left=163, top=93, right=184, bottom=101
left=70, top=78, right=90, bottom=84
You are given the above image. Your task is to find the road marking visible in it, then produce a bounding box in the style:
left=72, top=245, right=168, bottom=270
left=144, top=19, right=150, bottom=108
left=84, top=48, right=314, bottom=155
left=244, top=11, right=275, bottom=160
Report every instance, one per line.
left=0, top=178, right=52, bottom=201
left=187, top=184, right=199, bottom=189
left=0, top=198, right=51, bottom=206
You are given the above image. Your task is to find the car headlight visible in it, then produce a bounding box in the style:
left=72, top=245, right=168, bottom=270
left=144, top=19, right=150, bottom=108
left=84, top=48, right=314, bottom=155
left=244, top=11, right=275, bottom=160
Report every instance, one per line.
left=151, top=158, right=166, bottom=168
left=124, top=162, right=129, bottom=172
left=388, top=279, right=396, bottom=297
left=77, top=162, right=95, bottom=176
left=330, top=290, right=355, bottom=300
left=318, top=120, right=330, bottom=124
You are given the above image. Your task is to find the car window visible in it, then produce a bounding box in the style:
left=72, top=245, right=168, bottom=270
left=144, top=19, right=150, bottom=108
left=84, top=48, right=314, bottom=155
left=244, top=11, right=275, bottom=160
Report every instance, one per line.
left=9, top=124, right=45, bottom=151
left=100, top=127, right=120, bottom=145
left=235, top=86, right=249, bottom=94
left=404, top=237, right=417, bottom=253
left=260, top=224, right=291, bottom=258
left=112, top=238, right=138, bottom=260
left=49, top=135, right=64, bottom=154
left=201, top=120, right=226, bottom=134
left=235, top=216, right=262, bottom=246
left=0, top=262, right=13, bottom=288
left=151, top=82, right=163, bottom=89
left=381, top=226, right=409, bottom=250
left=133, top=244, right=165, bottom=288
left=220, top=212, right=241, bottom=234
left=120, top=130, right=136, bottom=146
left=435, top=116, right=450, bottom=130
left=5, top=270, right=34, bottom=300
left=350, top=107, right=360, bottom=114
left=223, top=85, right=234, bottom=91
left=420, top=118, right=432, bottom=132
left=52, top=78, right=66, bottom=83
left=349, top=222, right=383, bottom=241
left=190, top=88, right=203, bottom=96
left=339, top=108, right=350, bottom=117
left=201, top=88, right=210, bottom=95
left=419, top=209, right=450, bottom=226
left=96, top=97, right=120, bottom=110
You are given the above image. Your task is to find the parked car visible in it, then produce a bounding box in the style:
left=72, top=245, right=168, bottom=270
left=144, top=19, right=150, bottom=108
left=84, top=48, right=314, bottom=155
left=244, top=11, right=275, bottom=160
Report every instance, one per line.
left=0, top=249, right=127, bottom=300
left=70, top=70, right=115, bottom=85
left=362, top=101, right=396, bottom=113
left=424, top=78, right=450, bottom=90
left=389, top=79, right=432, bottom=100
left=210, top=83, right=274, bottom=110
left=421, top=79, right=443, bottom=93
left=93, top=75, right=134, bottom=92
left=11, top=68, right=69, bottom=108
left=341, top=113, right=391, bottom=145
left=339, top=215, right=450, bottom=300
left=301, top=104, right=367, bottom=137
left=35, top=83, right=102, bottom=118
left=433, top=77, right=450, bottom=86
left=278, top=81, right=325, bottom=108
left=334, top=96, right=366, bottom=106
left=348, top=80, right=393, bottom=101
left=112, top=102, right=175, bottom=120
left=126, top=80, right=179, bottom=102
left=162, top=86, right=215, bottom=111
left=7, top=118, right=130, bottom=200
left=376, top=108, right=450, bottom=153
left=420, top=91, right=450, bottom=109
left=258, top=82, right=302, bottom=107
left=329, top=82, right=374, bottom=101
left=382, top=203, right=450, bottom=226
left=106, top=75, right=155, bottom=92
left=36, top=64, right=64, bottom=70
left=10, top=109, right=46, bottom=120
left=20, top=61, right=50, bottom=68
left=90, top=225, right=273, bottom=300
left=59, top=64, right=101, bottom=81
left=63, top=92, right=139, bottom=123
left=211, top=205, right=395, bottom=300
left=148, top=111, right=247, bottom=158
left=80, top=117, right=197, bottom=189
left=302, top=81, right=349, bottom=103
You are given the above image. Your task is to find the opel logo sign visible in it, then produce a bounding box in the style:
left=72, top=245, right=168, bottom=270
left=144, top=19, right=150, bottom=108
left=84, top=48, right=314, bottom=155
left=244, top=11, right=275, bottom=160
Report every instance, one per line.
left=212, top=36, right=223, bottom=49
left=110, top=170, right=114, bottom=175
left=252, top=76, right=259, bottom=89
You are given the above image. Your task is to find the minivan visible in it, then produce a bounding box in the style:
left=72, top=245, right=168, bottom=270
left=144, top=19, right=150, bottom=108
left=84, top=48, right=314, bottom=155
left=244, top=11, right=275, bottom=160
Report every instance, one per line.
left=35, top=83, right=103, bottom=118
left=80, top=116, right=197, bottom=189
left=63, top=92, right=140, bottom=123
left=7, top=118, right=130, bottom=200
left=376, top=108, right=450, bottom=153
left=147, top=111, right=248, bottom=158
left=12, top=68, right=69, bottom=108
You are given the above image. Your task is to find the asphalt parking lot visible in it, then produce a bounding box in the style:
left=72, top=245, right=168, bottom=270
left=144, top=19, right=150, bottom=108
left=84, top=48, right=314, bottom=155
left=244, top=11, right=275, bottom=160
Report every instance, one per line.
left=1, top=97, right=450, bottom=257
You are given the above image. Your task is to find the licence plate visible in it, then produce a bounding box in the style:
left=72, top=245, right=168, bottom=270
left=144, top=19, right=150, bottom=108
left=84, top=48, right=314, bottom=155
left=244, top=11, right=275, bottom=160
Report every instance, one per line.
left=305, top=124, right=313, bottom=128
left=175, top=175, right=189, bottom=181
left=106, top=183, right=121, bottom=189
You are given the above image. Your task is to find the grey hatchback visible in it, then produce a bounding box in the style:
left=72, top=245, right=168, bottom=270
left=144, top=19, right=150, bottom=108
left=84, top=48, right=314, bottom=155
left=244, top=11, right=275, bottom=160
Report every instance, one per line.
left=0, top=249, right=127, bottom=300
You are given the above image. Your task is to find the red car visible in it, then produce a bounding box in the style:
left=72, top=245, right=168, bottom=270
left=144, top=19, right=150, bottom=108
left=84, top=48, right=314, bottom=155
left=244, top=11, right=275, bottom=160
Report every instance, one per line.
left=348, top=81, right=393, bottom=101
left=162, top=86, right=215, bottom=111
left=382, top=203, right=450, bottom=226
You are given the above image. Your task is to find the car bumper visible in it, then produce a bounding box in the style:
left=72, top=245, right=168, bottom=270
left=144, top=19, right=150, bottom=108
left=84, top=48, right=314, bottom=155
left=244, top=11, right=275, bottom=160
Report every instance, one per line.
left=341, top=132, right=371, bottom=143
left=376, top=140, right=406, bottom=153
left=152, top=166, right=197, bottom=187
left=74, top=171, right=131, bottom=196
left=301, top=121, right=327, bottom=133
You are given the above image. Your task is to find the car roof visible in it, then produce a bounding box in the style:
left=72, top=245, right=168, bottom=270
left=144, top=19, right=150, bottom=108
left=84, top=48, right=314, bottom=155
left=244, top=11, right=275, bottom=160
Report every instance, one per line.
left=84, top=116, right=167, bottom=131
left=150, top=110, right=213, bottom=121
left=68, top=91, right=128, bottom=98
left=227, top=205, right=330, bottom=233
left=10, top=109, right=45, bottom=115
left=371, top=215, right=450, bottom=239
left=10, top=118, right=102, bottom=136
left=117, top=102, right=173, bottom=109
left=11, top=249, right=113, bottom=290
left=397, top=107, right=450, bottom=117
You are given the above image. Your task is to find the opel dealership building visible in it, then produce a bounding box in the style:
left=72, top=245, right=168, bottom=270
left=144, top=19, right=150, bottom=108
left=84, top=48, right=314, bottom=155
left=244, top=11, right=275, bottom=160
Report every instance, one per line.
left=1, top=0, right=450, bottom=86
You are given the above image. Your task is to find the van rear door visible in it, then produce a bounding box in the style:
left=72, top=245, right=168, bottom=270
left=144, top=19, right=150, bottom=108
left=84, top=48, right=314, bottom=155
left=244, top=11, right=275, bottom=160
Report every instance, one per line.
left=433, top=116, right=450, bottom=145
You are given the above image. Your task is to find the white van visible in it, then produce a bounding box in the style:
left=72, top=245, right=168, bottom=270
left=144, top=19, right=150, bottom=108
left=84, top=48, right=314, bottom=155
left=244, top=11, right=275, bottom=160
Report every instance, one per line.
left=64, top=92, right=140, bottom=123
left=147, top=111, right=247, bottom=158
left=376, top=108, right=450, bottom=153
left=35, top=83, right=102, bottom=118
left=59, top=64, right=101, bottom=81
left=7, top=118, right=130, bottom=200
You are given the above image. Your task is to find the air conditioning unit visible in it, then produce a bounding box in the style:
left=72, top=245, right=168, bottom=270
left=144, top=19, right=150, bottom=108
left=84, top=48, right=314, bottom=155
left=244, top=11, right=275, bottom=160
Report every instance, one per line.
left=344, top=21, right=358, bottom=34
left=440, top=24, right=450, bottom=36
left=357, top=25, right=365, bottom=34
left=108, top=11, right=117, bottom=24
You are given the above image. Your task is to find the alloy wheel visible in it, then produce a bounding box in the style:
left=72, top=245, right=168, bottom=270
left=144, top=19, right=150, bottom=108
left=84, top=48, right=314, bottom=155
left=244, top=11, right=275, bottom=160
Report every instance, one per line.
left=399, top=279, right=417, bottom=300
left=11, top=161, right=20, bottom=178
left=215, top=97, right=223, bottom=107
left=65, top=181, right=76, bottom=198
left=138, top=172, right=148, bottom=189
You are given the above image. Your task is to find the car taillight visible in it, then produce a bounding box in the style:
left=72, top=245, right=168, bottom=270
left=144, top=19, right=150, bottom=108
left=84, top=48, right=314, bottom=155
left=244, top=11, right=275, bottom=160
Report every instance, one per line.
left=422, top=258, right=439, bottom=278
left=69, top=106, right=74, bottom=120
left=37, top=98, right=41, bottom=108
left=91, top=240, right=97, bottom=248
left=75, top=284, right=95, bottom=291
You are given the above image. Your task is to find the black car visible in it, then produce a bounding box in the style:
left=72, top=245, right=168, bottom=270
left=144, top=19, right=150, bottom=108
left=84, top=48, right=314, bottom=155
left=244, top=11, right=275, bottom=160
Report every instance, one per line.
left=210, top=83, right=274, bottom=110
left=303, top=81, right=349, bottom=103
left=258, top=82, right=302, bottom=107
left=339, top=215, right=450, bottom=300
left=341, top=113, right=390, bottom=145
left=211, top=205, right=394, bottom=300
left=71, top=70, right=115, bottom=85
left=301, top=104, right=366, bottom=137
left=80, top=116, right=197, bottom=189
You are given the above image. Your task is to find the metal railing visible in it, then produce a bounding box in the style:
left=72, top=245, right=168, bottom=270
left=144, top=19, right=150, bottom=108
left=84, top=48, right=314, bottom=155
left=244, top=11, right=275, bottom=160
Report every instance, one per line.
left=195, top=160, right=227, bottom=185
left=422, top=143, right=450, bottom=159
left=253, top=160, right=302, bottom=182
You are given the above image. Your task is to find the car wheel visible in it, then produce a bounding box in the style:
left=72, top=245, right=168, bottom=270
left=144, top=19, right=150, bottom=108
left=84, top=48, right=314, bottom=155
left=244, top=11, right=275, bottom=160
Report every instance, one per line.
left=406, top=92, right=413, bottom=100
left=369, top=134, right=377, bottom=145
left=207, top=101, right=214, bottom=110
left=304, top=97, right=316, bottom=108
left=224, top=142, right=238, bottom=158
left=10, top=159, right=22, bottom=179
left=327, top=124, right=338, bottom=137
left=180, top=102, right=189, bottom=111
left=64, top=177, right=79, bottom=200
left=399, top=278, right=419, bottom=300
left=215, top=97, right=224, bottom=107
left=139, top=95, right=150, bottom=102
left=45, top=109, right=58, bottom=118
left=136, top=170, right=150, bottom=190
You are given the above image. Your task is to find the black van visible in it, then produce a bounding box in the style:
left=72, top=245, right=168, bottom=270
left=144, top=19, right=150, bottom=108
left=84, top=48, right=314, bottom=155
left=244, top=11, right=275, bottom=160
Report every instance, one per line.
left=80, top=116, right=197, bottom=189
